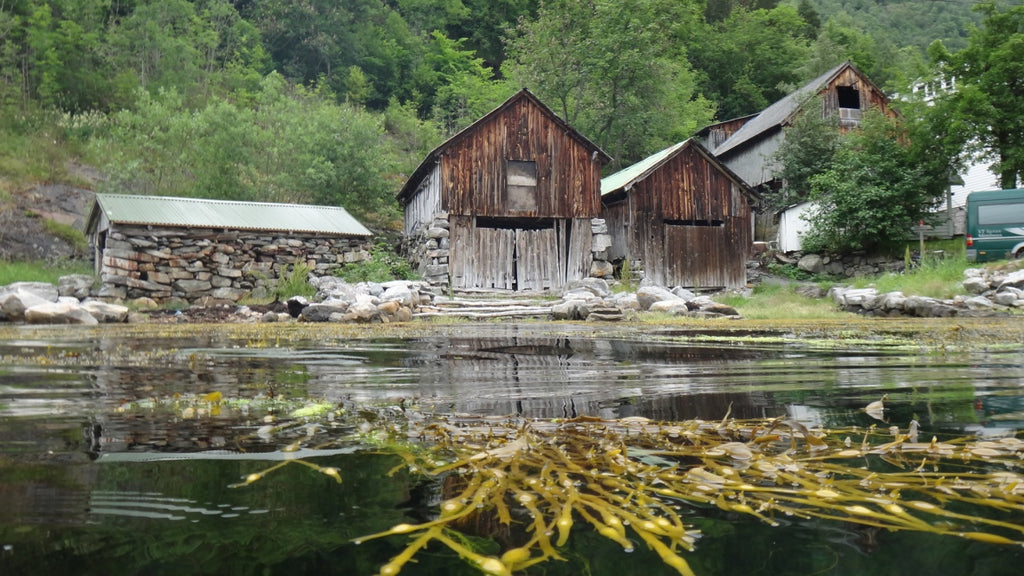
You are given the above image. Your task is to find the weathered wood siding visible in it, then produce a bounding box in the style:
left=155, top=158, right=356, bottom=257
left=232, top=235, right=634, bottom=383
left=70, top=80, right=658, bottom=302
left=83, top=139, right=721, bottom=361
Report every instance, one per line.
left=604, top=145, right=751, bottom=289
left=449, top=216, right=593, bottom=291
left=700, top=116, right=755, bottom=150
left=403, top=163, right=442, bottom=234
left=439, top=96, right=602, bottom=219
left=823, top=66, right=894, bottom=127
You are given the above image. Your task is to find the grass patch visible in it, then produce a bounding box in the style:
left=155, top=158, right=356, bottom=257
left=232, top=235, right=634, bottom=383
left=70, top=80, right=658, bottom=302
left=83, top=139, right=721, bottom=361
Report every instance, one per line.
left=852, top=242, right=970, bottom=299
left=42, top=219, right=89, bottom=255
left=717, top=282, right=848, bottom=320
left=0, top=259, right=93, bottom=285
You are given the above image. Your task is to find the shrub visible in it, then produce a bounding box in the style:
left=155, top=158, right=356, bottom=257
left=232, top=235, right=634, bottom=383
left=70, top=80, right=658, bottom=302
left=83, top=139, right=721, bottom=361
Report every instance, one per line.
left=336, top=242, right=416, bottom=284
left=274, top=261, right=316, bottom=300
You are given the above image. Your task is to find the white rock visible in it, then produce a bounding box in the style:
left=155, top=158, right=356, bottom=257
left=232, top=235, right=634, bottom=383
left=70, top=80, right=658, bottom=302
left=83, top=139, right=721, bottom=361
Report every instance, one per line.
left=25, top=301, right=99, bottom=325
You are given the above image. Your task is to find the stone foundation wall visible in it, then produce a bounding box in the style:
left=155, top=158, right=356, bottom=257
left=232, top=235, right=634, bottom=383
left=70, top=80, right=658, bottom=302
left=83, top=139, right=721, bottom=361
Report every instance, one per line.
left=401, top=213, right=451, bottom=288
left=98, top=225, right=372, bottom=303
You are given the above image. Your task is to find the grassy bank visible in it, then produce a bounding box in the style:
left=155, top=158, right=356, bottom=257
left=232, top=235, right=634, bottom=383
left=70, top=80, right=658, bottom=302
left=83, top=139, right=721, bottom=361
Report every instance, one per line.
left=0, top=260, right=92, bottom=285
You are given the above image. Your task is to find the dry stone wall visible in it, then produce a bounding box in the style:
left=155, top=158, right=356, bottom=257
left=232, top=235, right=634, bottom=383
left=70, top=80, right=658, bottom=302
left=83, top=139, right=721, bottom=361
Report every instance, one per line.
left=98, top=225, right=371, bottom=303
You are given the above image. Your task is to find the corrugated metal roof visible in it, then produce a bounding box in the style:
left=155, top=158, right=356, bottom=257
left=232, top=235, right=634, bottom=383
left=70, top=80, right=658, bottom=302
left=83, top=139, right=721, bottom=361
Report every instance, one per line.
left=713, top=62, right=852, bottom=157
left=600, top=138, right=759, bottom=205
left=93, top=194, right=371, bottom=236
left=601, top=140, right=690, bottom=196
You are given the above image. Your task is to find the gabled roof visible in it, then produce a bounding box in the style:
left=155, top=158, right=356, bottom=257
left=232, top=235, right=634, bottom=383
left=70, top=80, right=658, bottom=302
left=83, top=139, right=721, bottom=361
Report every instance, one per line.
left=713, top=61, right=878, bottom=157
left=396, top=89, right=611, bottom=203
left=88, top=194, right=372, bottom=236
left=601, top=138, right=757, bottom=202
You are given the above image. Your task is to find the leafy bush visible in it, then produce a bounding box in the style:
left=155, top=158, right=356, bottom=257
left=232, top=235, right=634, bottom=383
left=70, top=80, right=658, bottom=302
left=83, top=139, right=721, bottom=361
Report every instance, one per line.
left=274, top=262, right=316, bottom=300
left=335, top=243, right=416, bottom=284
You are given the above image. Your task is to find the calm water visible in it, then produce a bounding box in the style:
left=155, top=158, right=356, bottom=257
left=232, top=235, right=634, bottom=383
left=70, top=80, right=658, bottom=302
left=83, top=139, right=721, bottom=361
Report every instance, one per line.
left=1, top=322, right=1023, bottom=575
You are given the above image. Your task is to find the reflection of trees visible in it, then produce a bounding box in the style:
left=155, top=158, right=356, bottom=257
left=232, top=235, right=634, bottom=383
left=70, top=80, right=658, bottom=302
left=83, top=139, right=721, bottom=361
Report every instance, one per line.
left=1, top=453, right=421, bottom=575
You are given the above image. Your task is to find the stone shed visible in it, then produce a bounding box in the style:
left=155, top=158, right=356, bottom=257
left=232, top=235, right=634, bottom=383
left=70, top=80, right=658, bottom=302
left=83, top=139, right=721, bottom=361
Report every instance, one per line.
left=86, top=194, right=373, bottom=303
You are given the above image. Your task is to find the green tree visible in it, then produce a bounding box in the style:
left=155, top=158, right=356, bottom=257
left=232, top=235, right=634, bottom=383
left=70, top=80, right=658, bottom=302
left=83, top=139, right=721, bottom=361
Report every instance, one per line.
left=504, top=0, right=713, bottom=169
left=800, top=14, right=877, bottom=80
left=936, top=2, right=1024, bottom=189
left=415, top=31, right=514, bottom=134
left=246, top=0, right=420, bottom=109
left=802, top=112, right=943, bottom=254
left=104, top=0, right=266, bottom=106
left=769, top=96, right=841, bottom=210
left=688, top=4, right=813, bottom=119
left=447, top=0, right=539, bottom=71
left=99, top=74, right=398, bottom=220
left=19, top=0, right=111, bottom=111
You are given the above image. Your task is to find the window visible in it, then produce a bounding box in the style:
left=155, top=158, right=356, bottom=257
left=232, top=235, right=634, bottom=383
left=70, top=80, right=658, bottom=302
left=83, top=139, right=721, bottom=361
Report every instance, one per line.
left=978, top=203, right=1024, bottom=226
left=836, top=85, right=862, bottom=124
left=837, top=86, right=860, bottom=109
left=507, top=160, right=538, bottom=211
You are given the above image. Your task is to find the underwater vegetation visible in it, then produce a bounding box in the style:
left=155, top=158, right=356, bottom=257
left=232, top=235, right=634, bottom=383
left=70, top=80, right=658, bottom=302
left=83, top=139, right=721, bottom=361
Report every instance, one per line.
left=203, top=395, right=1024, bottom=576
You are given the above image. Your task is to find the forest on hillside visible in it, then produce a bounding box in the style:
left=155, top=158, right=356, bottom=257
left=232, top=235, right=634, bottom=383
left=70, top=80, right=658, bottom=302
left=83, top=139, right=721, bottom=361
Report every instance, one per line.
left=0, top=0, right=1019, bottom=230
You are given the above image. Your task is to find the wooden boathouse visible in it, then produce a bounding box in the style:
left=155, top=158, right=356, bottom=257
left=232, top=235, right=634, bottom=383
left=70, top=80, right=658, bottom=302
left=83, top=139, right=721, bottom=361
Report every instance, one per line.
left=601, top=139, right=758, bottom=289
left=397, top=89, right=611, bottom=292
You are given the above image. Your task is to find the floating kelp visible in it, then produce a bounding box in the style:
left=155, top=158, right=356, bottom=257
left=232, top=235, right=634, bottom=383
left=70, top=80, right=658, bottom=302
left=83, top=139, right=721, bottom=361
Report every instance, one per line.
left=225, top=407, right=1024, bottom=576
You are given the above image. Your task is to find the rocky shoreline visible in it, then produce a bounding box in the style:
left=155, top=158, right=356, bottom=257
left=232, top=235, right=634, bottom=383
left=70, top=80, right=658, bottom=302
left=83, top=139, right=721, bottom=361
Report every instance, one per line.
left=2, top=263, right=1022, bottom=325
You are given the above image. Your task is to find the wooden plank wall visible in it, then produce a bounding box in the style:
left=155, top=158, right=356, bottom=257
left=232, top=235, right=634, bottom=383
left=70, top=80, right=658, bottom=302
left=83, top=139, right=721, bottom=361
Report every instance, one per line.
left=440, top=96, right=602, bottom=219
left=604, top=145, right=751, bottom=288
left=403, top=163, right=442, bottom=234
left=822, top=67, right=895, bottom=124
left=448, top=216, right=591, bottom=291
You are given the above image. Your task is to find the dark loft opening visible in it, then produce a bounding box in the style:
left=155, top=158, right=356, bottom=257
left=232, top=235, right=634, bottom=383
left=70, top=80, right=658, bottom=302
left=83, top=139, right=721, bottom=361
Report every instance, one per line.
left=665, top=219, right=724, bottom=227
left=837, top=86, right=860, bottom=109
left=477, top=216, right=554, bottom=230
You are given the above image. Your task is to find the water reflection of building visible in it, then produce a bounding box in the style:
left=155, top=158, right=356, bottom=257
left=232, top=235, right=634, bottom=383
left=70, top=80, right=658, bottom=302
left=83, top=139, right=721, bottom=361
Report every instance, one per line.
left=388, top=335, right=781, bottom=420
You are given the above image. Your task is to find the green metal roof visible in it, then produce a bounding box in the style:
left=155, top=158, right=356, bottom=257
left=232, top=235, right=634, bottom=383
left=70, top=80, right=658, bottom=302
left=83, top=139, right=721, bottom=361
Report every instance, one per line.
left=92, top=194, right=371, bottom=236
left=601, top=140, right=691, bottom=196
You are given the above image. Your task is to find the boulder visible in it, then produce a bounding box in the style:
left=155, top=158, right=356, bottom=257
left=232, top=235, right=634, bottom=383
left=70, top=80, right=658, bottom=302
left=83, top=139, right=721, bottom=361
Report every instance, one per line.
left=590, top=259, right=614, bottom=278
left=795, top=284, right=827, bottom=299
left=636, top=286, right=684, bottom=311
left=997, top=269, right=1024, bottom=291
left=381, top=284, right=414, bottom=306
left=962, top=276, right=991, bottom=294
left=25, top=301, right=99, bottom=325
left=576, top=277, right=612, bottom=298
left=648, top=300, right=689, bottom=315
left=1, top=289, right=53, bottom=321
left=874, top=291, right=907, bottom=311
left=833, top=287, right=878, bottom=308
left=671, top=287, right=697, bottom=301
left=552, top=300, right=585, bottom=320
left=58, top=274, right=95, bottom=299
left=347, top=300, right=379, bottom=322
left=585, top=306, right=625, bottom=321
left=1, top=281, right=59, bottom=302
left=300, top=300, right=350, bottom=322
left=963, top=295, right=998, bottom=310
left=699, top=302, right=740, bottom=316
left=903, top=296, right=958, bottom=318
left=797, top=254, right=825, bottom=274
left=81, top=300, right=130, bottom=323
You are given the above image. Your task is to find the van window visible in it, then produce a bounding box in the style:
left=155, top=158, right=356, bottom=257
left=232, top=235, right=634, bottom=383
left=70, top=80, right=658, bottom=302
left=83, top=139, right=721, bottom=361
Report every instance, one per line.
left=978, top=203, right=1024, bottom=226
